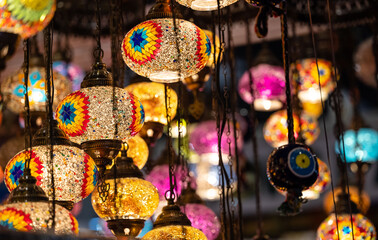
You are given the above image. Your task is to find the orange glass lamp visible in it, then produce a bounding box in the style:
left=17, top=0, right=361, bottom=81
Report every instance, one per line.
left=121, top=0, right=211, bottom=82
left=92, top=149, right=159, bottom=237
left=0, top=0, right=56, bottom=38
left=324, top=186, right=371, bottom=214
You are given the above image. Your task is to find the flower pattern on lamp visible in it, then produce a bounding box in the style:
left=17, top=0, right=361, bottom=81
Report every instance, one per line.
left=0, top=202, right=79, bottom=234
left=56, top=87, right=144, bottom=144
left=125, top=82, right=177, bottom=125
left=176, top=0, right=238, bottom=11
left=317, top=213, right=376, bottom=240
left=122, top=19, right=211, bottom=82
left=2, top=67, right=71, bottom=114
left=181, top=203, right=220, bottom=240
left=53, top=61, right=85, bottom=91
left=0, top=0, right=56, bottom=38
left=238, top=64, right=286, bottom=111
left=336, top=128, right=378, bottom=163
left=4, top=146, right=98, bottom=203
left=142, top=225, right=207, bottom=240
left=263, top=110, right=320, bottom=148
left=190, top=120, right=244, bottom=155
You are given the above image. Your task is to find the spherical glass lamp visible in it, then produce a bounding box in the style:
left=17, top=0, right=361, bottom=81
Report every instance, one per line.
left=124, top=136, right=149, bottom=169
left=238, top=64, right=286, bottom=111
left=190, top=120, right=244, bottom=156
left=91, top=150, right=159, bottom=237
left=2, top=66, right=71, bottom=114
left=141, top=200, right=207, bottom=240
left=56, top=61, right=145, bottom=173
left=125, top=82, right=177, bottom=125
left=335, top=128, right=378, bottom=163
left=0, top=169, right=79, bottom=234
left=4, top=121, right=98, bottom=210
left=293, top=58, right=337, bottom=102
left=0, top=0, right=56, bottom=38
left=176, top=0, right=238, bottom=11
left=121, top=0, right=211, bottom=82
left=324, top=186, right=371, bottom=214
left=263, top=110, right=320, bottom=148
left=53, top=61, right=85, bottom=91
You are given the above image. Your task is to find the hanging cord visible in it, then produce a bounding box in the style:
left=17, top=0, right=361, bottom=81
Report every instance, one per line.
left=23, top=39, right=33, bottom=171
left=94, top=0, right=104, bottom=62
left=244, top=16, right=265, bottom=239
left=44, top=22, right=56, bottom=231
left=280, top=0, right=295, bottom=144
left=227, top=7, right=243, bottom=240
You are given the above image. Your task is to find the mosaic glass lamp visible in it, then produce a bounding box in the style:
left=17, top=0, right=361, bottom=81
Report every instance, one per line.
left=121, top=0, right=211, bottom=83
left=4, top=121, right=98, bottom=210
left=56, top=61, right=145, bottom=174
left=317, top=193, right=376, bottom=240
left=176, top=0, right=238, bottom=11
left=0, top=0, right=56, bottom=38
left=141, top=199, right=207, bottom=240
left=263, top=110, right=320, bottom=148
left=0, top=169, right=78, bottom=234
left=336, top=128, right=378, bottom=163
left=123, top=135, right=149, bottom=169
left=91, top=150, right=159, bottom=237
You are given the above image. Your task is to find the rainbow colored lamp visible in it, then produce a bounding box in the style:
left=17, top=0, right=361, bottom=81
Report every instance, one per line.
left=4, top=121, right=98, bottom=210
left=263, top=110, right=320, bottom=148
left=0, top=0, right=56, bottom=38
left=176, top=0, right=238, bottom=11
left=56, top=61, right=145, bottom=174
left=121, top=0, right=211, bottom=83
left=239, top=64, right=286, bottom=111
left=336, top=128, right=378, bottom=163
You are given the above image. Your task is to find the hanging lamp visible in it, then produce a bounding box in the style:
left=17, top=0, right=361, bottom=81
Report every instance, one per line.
left=121, top=0, right=211, bottom=83
left=121, top=135, right=149, bottom=169
left=176, top=0, right=238, bottom=11
left=91, top=148, right=159, bottom=237
left=0, top=0, right=56, bottom=38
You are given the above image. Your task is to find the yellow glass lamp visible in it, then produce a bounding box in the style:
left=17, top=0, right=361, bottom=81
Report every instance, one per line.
left=124, top=136, right=149, bottom=169
left=92, top=149, right=159, bottom=237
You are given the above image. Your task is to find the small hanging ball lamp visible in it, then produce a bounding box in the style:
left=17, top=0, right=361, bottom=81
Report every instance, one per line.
left=317, top=193, right=376, bottom=240
left=121, top=0, right=211, bottom=83
left=2, top=66, right=71, bottom=114
left=238, top=64, right=286, bottom=111
left=263, top=110, right=320, bottom=148
left=4, top=121, right=98, bottom=210
left=123, top=136, right=149, bottom=169
left=0, top=0, right=56, bottom=38
left=141, top=199, right=207, bottom=240
left=125, top=82, right=177, bottom=125
left=176, top=0, right=238, bottom=11
left=267, top=143, right=319, bottom=215
left=53, top=61, right=85, bottom=91
left=91, top=150, right=159, bottom=237
left=0, top=170, right=79, bottom=234
left=293, top=58, right=337, bottom=102
left=56, top=61, right=145, bottom=173
left=336, top=128, right=378, bottom=163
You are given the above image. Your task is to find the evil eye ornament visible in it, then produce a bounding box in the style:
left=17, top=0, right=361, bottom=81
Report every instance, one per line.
left=288, top=147, right=316, bottom=178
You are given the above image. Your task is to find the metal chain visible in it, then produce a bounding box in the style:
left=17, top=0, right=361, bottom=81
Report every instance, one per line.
left=94, top=0, right=104, bottom=61
left=165, top=83, right=175, bottom=201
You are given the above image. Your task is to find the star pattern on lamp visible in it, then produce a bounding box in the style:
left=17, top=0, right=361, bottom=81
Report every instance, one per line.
left=81, top=154, right=99, bottom=198
left=128, top=92, right=145, bottom=137
left=0, top=207, right=33, bottom=231
left=195, top=26, right=211, bottom=69
left=56, top=91, right=90, bottom=137
left=122, top=20, right=163, bottom=65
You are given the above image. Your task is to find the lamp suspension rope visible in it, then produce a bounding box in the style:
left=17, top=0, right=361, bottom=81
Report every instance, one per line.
left=43, top=22, right=56, bottom=231
left=245, top=15, right=266, bottom=240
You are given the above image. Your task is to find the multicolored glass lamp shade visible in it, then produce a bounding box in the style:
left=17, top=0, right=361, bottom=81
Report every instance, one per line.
left=176, top=0, right=238, bottom=11
left=91, top=150, right=159, bottom=237
left=190, top=120, right=244, bottom=155
left=202, top=30, right=221, bottom=67
left=293, top=58, right=337, bottom=102
left=4, top=123, right=98, bottom=210
left=263, top=110, right=320, bottom=148
left=238, top=64, right=286, bottom=111
left=317, top=213, right=376, bottom=240
left=2, top=66, right=71, bottom=114
left=276, top=158, right=330, bottom=200
left=53, top=61, right=85, bottom=91
left=121, top=0, right=211, bottom=82
left=125, top=82, right=177, bottom=125
left=0, top=0, right=56, bottom=38
left=324, top=186, right=371, bottom=214
left=181, top=204, right=220, bottom=240
left=335, top=128, right=378, bottom=163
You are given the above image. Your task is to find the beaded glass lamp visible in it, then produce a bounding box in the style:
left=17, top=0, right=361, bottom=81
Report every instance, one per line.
left=176, top=0, right=238, bottom=11
left=0, top=0, right=56, bottom=38
left=121, top=0, right=211, bottom=82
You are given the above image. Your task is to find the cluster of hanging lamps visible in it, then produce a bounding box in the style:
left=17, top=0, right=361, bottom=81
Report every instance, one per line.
left=121, top=0, right=211, bottom=83
left=0, top=0, right=56, bottom=38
